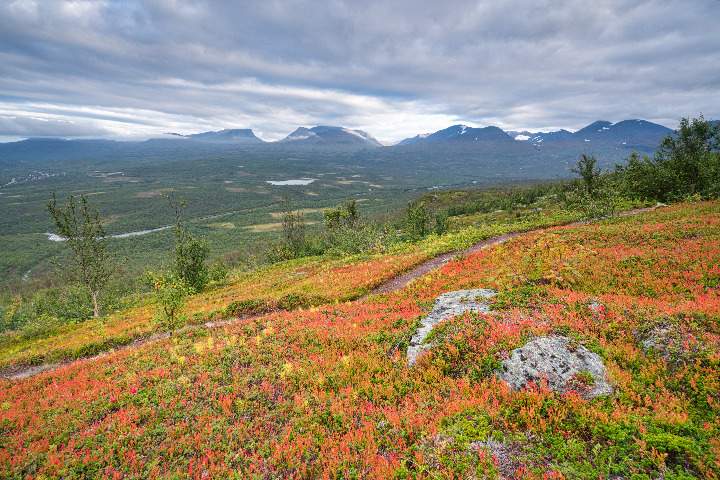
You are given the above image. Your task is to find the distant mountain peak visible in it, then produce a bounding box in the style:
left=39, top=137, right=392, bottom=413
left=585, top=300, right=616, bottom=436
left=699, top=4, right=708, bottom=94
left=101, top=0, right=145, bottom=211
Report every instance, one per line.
left=571, top=119, right=672, bottom=145
left=279, top=126, right=381, bottom=147
left=398, top=124, right=512, bottom=145
left=169, top=128, right=264, bottom=144
left=284, top=127, right=318, bottom=141
left=397, top=133, right=431, bottom=145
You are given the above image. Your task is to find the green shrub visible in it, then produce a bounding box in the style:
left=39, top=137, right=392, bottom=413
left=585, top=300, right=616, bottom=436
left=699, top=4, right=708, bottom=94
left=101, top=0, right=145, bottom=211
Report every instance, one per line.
left=276, top=293, right=326, bottom=310
left=617, top=116, right=720, bottom=201
left=439, top=408, right=493, bottom=447
left=404, top=202, right=432, bottom=240
left=173, top=229, right=209, bottom=293
left=0, top=285, right=93, bottom=333
left=47, top=193, right=114, bottom=318
left=324, top=200, right=359, bottom=229
left=491, top=284, right=547, bottom=309
left=572, top=154, right=602, bottom=197
left=146, top=271, right=191, bottom=333
left=433, top=211, right=449, bottom=235
left=207, top=261, right=229, bottom=285
left=224, top=299, right=272, bottom=317
left=167, top=195, right=210, bottom=292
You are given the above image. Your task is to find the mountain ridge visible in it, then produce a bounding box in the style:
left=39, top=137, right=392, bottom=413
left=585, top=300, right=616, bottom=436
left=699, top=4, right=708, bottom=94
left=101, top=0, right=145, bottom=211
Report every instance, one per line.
left=279, top=125, right=382, bottom=147
left=398, top=119, right=673, bottom=147
left=165, top=128, right=264, bottom=144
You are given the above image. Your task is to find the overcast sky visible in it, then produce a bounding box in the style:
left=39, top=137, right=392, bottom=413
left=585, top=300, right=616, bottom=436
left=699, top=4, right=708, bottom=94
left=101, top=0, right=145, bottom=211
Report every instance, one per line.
left=1, top=0, right=719, bottom=144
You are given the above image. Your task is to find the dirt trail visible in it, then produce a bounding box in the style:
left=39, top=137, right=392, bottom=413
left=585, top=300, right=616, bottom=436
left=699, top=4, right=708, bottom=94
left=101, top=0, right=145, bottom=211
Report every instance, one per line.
left=0, top=315, right=262, bottom=380
left=365, top=232, right=523, bottom=297
left=0, top=205, right=661, bottom=381
left=366, top=205, right=659, bottom=297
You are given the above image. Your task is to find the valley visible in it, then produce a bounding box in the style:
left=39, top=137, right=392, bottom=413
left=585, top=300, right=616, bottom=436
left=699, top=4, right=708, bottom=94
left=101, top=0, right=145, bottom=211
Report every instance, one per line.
left=0, top=119, right=671, bottom=290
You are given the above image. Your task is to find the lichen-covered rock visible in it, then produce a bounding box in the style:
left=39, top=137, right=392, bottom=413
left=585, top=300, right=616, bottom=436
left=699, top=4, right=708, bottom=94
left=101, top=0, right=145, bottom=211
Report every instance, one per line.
left=588, top=300, right=605, bottom=313
left=640, top=324, right=676, bottom=356
left=407, top=288, right=496, bottom=365
left=497, top=335, right=613, bottom=398
left=638, top=322, right=704, bottom=367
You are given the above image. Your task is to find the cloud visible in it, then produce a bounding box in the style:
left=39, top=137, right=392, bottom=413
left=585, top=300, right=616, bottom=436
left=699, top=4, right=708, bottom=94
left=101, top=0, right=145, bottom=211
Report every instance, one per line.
left=0, top=0, right=718, bottom=143
left=0, top=114, right=111, bottom=138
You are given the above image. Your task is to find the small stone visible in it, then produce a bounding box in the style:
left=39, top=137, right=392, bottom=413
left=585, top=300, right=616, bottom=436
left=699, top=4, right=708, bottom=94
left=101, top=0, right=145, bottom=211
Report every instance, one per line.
left=588, top=300, right=605, bottom=313
left=470, top=440, right=525, bottom=478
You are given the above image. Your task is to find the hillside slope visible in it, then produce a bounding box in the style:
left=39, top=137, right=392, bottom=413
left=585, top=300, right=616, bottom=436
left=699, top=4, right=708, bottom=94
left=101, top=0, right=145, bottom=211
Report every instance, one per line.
left=1, top=202, right=719, bottom=478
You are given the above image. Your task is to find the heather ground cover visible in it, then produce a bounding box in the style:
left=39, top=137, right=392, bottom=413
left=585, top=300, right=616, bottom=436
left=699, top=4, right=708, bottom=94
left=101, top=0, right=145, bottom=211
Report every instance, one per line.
left=0, top=205, right=585, bottom=371
left=1, top=201, right=718, bottom=478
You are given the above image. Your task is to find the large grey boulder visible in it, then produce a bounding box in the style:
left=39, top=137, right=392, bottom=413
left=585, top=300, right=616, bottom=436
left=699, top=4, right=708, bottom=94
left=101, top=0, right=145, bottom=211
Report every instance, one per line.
left=497, top=335, right=613, bottom=398
left=407, top=288, right=496, bottom=366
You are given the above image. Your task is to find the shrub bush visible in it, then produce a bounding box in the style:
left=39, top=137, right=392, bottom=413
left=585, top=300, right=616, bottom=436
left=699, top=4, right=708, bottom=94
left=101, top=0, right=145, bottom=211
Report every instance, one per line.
left=146, top=271, right=191, bottom=333
left=224, top=299, right=273, bottom=317
left=617, top=116, right=720, bottom=201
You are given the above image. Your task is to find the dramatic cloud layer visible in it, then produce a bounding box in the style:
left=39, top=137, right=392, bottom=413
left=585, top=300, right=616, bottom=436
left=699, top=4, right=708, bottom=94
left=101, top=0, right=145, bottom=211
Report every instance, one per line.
left=1, top=0, right=718, bottom=143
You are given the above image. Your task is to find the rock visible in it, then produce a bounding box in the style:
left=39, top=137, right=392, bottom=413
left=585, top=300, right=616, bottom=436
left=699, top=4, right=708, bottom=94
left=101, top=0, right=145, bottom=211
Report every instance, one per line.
left=497, top=335, right=613, bottom=399
left=407, top=288, right=496, bottom=366
left=639, top=322, right=702, bottom=366
left=640, top=324, right=676, bottom=357
left=588, top=300, right=605, bottom=313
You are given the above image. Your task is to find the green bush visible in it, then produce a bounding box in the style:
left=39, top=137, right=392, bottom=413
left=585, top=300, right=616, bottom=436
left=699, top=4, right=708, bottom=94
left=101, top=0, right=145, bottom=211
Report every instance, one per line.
left=433, top=211, right=449, bottom=235
left=276, top=293, right=327, bottom=310
left=0, top=285, right=93, bottom=333
left=439, top=408, right=493, bottom=447
left=572, top=154, right=602, bottom=197
left=224, top=299, right=272, bottom=317
left=323, top=200, right=359, bottom=229
left=207, top=261, right=229, bottom=285
left=564, top=183, right=619, bottom=219
left=404, top=202, right=432, bottom=240
left=173, top=228, right=209, bottom=293
left=617, top=116, right=720, bottom=201
left=146, top=271, right=191, bottom=333
left=322, top=223, right=388, bottom=256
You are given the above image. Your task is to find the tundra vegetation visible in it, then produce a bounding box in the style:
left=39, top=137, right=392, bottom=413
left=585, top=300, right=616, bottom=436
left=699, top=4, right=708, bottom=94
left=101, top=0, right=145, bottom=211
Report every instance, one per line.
left=0, top=116, right=718, bottom=478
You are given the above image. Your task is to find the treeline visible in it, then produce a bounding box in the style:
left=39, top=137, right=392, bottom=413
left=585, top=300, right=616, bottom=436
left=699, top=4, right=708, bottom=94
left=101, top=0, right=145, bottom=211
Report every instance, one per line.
left=565, top=115, right=720, bottom=216
left=1, top=116, right=718, bottom=336
left=618, top=116, right=720, bottom=201
left=436, top=116, right=720, bottom=221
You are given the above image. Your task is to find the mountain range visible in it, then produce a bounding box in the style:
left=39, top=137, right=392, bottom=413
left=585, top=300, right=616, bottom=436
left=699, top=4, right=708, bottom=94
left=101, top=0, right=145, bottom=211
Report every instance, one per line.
left=402, top=119, right=674, bottom=149
left=2, top=118, right=675, bottom=151
left=157, top=118, right=676, bottom=149
left=0, top=118, right=688, bottom=182
left=279, top=126, right=383, bottom=147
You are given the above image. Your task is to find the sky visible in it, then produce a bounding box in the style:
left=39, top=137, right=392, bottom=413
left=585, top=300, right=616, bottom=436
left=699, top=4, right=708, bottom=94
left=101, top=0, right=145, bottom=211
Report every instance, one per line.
left=0, top=0, right=719, bottom=144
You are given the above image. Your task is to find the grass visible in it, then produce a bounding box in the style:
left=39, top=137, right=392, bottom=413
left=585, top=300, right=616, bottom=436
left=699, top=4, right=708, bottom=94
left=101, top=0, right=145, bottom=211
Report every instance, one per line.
left=0, top=201, right=718, bottom=478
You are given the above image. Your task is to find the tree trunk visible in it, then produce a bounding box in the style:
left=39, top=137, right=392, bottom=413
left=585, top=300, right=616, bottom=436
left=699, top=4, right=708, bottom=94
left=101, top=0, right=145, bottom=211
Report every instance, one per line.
left=91, top=291, right=100, bottom=318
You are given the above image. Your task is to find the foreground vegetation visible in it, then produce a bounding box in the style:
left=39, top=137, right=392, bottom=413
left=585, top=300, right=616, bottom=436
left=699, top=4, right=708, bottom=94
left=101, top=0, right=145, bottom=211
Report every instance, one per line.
left=0, top=115, right=718, bottom=478
left=0, top=193, right=595, bottom=370
left=1, top=201, right=718, bottom=478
